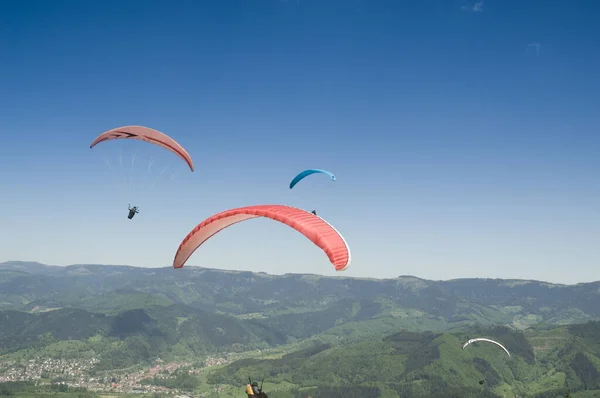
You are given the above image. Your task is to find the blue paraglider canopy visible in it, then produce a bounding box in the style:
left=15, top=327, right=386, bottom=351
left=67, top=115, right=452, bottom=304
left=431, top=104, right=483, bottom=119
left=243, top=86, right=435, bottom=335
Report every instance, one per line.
left=289, top=169, right=336, bottom=189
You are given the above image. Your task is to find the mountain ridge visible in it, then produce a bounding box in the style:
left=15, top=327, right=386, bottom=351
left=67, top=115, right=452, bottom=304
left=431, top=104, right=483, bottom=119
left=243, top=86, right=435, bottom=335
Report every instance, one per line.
left=0, top=260, right=590, bottom=286
left=1, top=261, right=600, bottom=396
left=1, top=260, right=599, bottom=333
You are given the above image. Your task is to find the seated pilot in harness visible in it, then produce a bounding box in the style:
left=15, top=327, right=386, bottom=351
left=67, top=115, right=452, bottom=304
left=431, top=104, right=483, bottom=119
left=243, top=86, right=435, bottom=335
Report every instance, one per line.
left=245, top=380, right=268, bottom=397
left=127, top=205, right=139, bottom=220
left=245, top=382, right=259, bottom=397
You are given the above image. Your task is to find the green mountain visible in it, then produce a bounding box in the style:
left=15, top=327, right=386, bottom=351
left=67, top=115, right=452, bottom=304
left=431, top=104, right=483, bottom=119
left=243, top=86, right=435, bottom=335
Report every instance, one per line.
left=0, top=261, right=599, bottom=397
left=0, top=304, right=286, bottom=369
left=1, top=261, right=599, bottom=329
left=208, top=323, right=600, bottom=397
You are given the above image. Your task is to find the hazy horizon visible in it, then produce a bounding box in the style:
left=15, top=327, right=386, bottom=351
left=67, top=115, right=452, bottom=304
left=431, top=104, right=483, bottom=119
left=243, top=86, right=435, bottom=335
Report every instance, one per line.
left=1, top=259, right=597, bottom=286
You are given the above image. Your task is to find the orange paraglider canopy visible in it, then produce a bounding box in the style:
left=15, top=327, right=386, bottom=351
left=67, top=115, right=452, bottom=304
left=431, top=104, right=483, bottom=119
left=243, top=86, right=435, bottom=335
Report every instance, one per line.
left=173, top=205, right=351, bottom=271
left=90, top=125, right=194, bottom=172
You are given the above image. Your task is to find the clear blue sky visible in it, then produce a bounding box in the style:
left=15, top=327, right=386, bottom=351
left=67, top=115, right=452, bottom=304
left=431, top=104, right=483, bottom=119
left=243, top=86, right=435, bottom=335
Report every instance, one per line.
left=1, top=0, right=599, bottom=284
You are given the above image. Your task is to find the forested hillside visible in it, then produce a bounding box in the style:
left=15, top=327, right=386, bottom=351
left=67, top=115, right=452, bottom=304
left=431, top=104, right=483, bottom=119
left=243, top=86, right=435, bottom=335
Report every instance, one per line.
left=1, top=262, right=600, bottom=397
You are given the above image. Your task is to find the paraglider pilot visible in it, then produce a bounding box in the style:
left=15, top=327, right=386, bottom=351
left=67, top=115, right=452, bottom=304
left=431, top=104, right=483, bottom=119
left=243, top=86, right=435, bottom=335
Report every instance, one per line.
left=311, top=210, right=317, bottom=216
left=245, top=382, right=261, bottom=396
left=245, top=378, right=267, bottom=397
left=127, top=205, right=139, bottom=220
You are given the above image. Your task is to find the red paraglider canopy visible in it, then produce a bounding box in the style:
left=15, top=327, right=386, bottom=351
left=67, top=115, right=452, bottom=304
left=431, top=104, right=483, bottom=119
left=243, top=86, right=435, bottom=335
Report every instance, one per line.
left=90, top=125, right=194, bottom=172
left=173, top=205, right=351, bottom=271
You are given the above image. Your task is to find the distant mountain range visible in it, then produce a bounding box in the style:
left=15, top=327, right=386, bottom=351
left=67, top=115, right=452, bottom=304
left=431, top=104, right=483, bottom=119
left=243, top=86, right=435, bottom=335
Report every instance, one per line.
left=1, top=260, right=599, bottom=329
left=1, top=261, right=600, bottom=397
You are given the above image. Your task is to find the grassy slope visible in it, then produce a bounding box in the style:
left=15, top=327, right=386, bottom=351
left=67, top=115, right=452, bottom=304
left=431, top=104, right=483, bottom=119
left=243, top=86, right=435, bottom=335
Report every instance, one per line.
left=199, top=322, right=600, bottom=398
